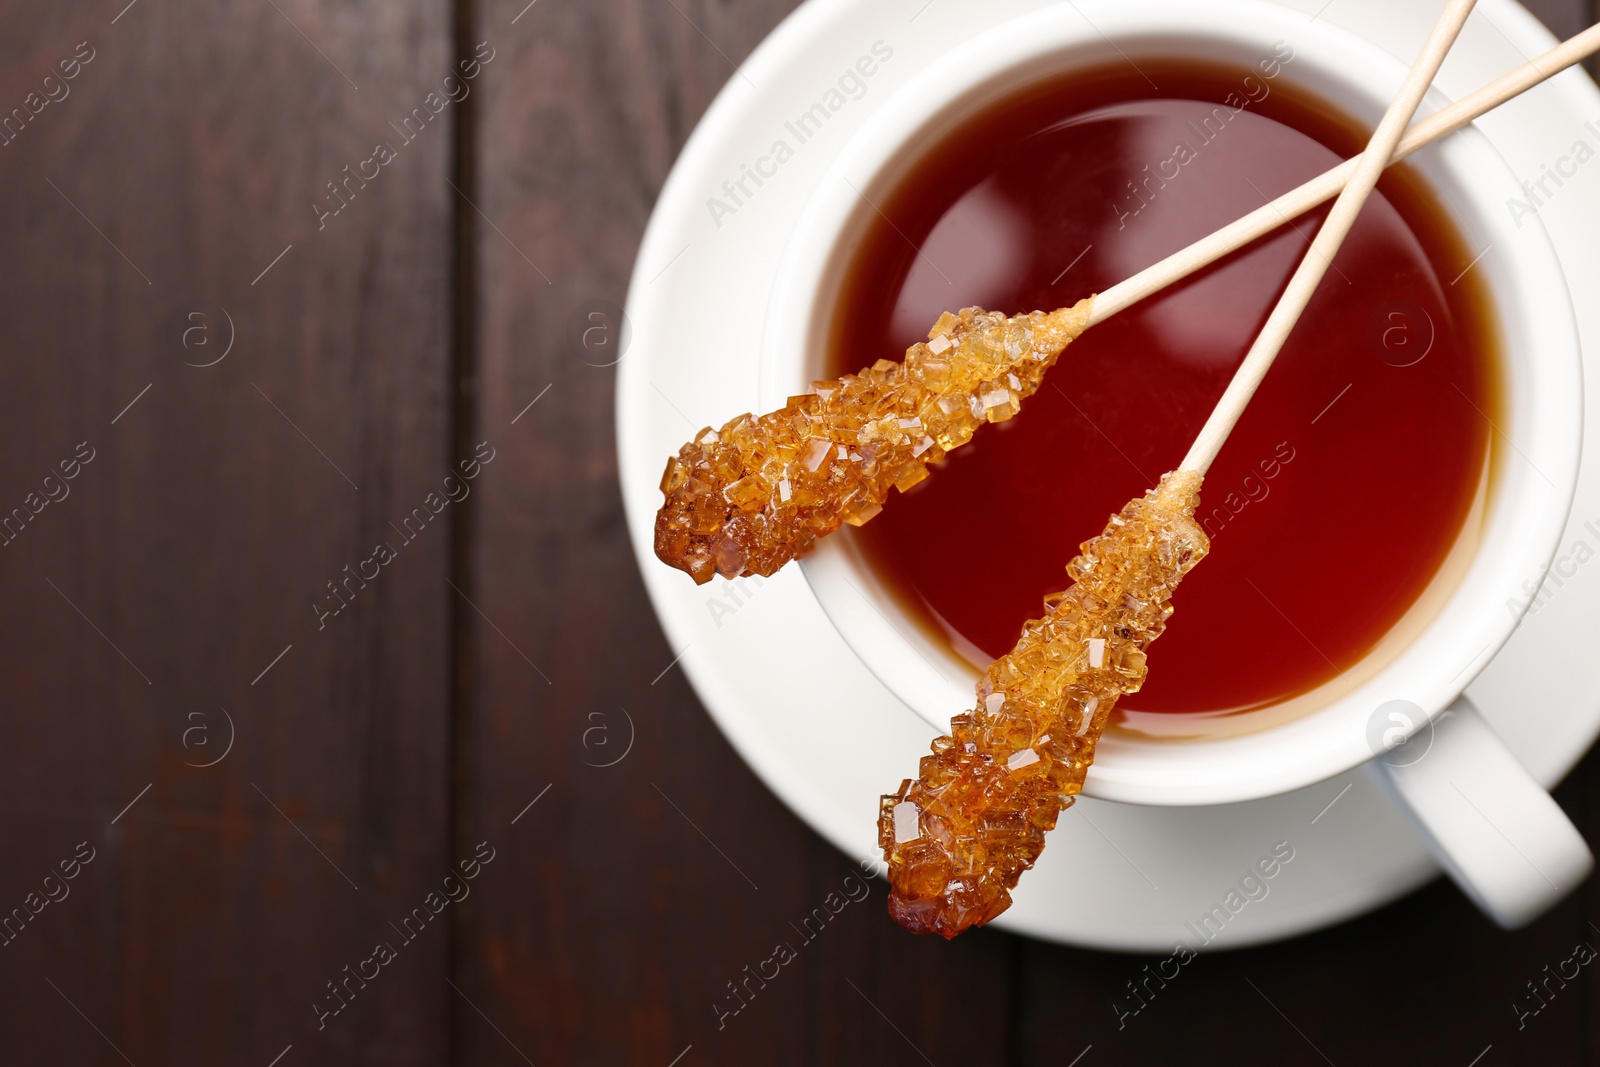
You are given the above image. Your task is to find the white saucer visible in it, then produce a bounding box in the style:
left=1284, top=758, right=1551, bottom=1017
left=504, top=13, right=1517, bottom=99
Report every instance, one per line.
left=617, top=0, right=1600, bottom=950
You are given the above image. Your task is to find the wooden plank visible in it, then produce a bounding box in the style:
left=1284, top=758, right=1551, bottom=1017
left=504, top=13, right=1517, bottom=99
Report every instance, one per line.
left=1016, top=846, right=1600, bottom=1063
left=454, top=0, right=1020, bottom=1062
left=0, top=0, right=456, bottom=1062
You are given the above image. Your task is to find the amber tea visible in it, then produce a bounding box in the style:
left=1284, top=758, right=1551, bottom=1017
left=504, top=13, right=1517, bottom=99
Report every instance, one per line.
left=829, top=56, right=1499, bottom=718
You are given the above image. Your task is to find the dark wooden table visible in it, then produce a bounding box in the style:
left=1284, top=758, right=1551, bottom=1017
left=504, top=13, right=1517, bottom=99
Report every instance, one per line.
left=1, top=0, right=1597, bottom=1063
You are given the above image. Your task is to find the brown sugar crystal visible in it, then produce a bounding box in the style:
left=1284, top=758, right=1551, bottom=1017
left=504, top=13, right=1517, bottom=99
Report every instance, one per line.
left=653, top=301, right=1093, bottom=584
left=878, top=470, right=1209, bottom=938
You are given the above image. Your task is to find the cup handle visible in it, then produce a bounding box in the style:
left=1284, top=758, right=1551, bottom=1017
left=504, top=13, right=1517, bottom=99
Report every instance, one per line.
left=1366, top=694, right=1593, bottom=928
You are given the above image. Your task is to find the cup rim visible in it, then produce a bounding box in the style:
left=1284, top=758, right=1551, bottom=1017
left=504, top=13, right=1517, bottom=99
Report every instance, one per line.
left=760, top=0, right=1584, bottom=805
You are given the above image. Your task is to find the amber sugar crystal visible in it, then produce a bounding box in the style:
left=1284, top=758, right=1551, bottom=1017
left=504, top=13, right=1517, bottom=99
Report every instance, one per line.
left=878, top=470, right=1209, bottom=938
left=653, top=301, right=1092, bottom=584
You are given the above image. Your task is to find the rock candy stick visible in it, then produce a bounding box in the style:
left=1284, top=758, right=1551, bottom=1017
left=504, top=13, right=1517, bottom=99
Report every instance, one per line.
left=649, top=10, right=1600, bottom=585
left=654, top=301, right=1092, bottom=585
left=877, top=0, right=1475, bottom=936
left=878, top=471, right=1207, bottom=938
left=651, top=15, right=1600, bottom=587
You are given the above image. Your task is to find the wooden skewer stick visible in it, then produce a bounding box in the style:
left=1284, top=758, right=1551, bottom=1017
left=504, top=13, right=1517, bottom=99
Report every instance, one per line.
left=656, top=11, right=1598, bottom=588
left=1176, top=0, right=1480, bottom=475
left=1088, top=15, right=1600, bottom=331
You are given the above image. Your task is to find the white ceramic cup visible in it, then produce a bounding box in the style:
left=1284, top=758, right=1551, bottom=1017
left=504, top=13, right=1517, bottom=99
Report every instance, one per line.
left=759, top=0, right=1590, bottom=929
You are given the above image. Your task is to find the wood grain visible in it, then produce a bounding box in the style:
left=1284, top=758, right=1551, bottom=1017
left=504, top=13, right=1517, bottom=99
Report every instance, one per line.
left=0, top=0, right=457, bottom=1063
left=453, top=0, right=1016, bottom=1061
left=0, top=0, right=1595, bottom=1063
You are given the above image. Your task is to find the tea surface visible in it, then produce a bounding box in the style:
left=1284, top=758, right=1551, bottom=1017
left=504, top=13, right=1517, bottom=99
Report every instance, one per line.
left=829, top=58, right=1498, bottom=714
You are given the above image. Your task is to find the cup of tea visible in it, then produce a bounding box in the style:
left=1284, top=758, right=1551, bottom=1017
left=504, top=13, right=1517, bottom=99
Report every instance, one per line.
left=760, top=0, right=1590, bottom=928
